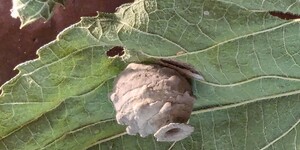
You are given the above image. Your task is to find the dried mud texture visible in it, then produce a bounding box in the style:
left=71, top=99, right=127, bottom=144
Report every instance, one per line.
left=110, top=63, right=195, bottom=142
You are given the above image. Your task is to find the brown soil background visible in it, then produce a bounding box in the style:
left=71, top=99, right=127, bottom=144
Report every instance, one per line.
left=0, top=0, right=132, bottom=86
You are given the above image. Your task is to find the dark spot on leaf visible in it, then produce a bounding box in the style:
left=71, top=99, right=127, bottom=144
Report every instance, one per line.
left=269, top=11, right=300, bottom=20
left=106, top=46, right=124, bottom=57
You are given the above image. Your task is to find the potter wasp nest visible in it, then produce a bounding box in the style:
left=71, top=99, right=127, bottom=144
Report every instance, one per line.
left=110, top=63, right=195, bottom=142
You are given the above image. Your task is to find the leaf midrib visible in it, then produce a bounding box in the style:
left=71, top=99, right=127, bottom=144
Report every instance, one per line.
left=192, top=91, right=300, bottom=115
left=118, top=18, right=297, bottom=58
left=198, top=75, right=300, bottom=87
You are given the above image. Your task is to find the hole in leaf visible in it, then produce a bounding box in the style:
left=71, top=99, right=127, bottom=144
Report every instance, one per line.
left=269, top=11, right=300, bottom=20
left=106, top=46, right=124, bottom=57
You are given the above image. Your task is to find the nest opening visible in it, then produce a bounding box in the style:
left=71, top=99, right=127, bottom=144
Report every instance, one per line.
left=165, top=128, right=181, bottom=137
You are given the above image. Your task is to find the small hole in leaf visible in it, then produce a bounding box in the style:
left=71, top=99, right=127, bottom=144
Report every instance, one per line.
left=106, top=46, right=124, bottom=57
left=165, top=128, right=181, bottom=137
left=269, top=11, right=300, bottom=20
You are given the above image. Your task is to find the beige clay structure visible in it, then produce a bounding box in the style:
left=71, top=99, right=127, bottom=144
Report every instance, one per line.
left=110, top=63, right=195, bottom=142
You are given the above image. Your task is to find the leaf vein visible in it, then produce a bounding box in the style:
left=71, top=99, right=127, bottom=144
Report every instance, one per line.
left=260, top=119, right=300, bottom=150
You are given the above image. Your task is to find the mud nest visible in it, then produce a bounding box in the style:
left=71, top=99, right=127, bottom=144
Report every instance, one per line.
left=110, top=63, right=195, bottom=142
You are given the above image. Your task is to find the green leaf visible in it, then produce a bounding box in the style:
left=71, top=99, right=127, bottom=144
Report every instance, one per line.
left=0, top=19, right=126, bottom=149
left=213, top=0, right=300, bottom=14
left=1, top=0, right=300, bottom=149
left=11, top=0, right=65, bottom=28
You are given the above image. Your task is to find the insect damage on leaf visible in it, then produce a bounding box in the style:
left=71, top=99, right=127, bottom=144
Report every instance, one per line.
left=269, top=11, right=300, bottom=20
left=110, top=63, right=196, bottom=142
left=106, top=46, right=125, bottom=57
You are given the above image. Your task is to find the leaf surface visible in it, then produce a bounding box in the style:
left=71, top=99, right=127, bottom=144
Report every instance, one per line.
left=2, top=0, right=300, bottom=149
left=215, top=0, right=300, bottom=15
left=11, top=0, right=65, bottom=28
